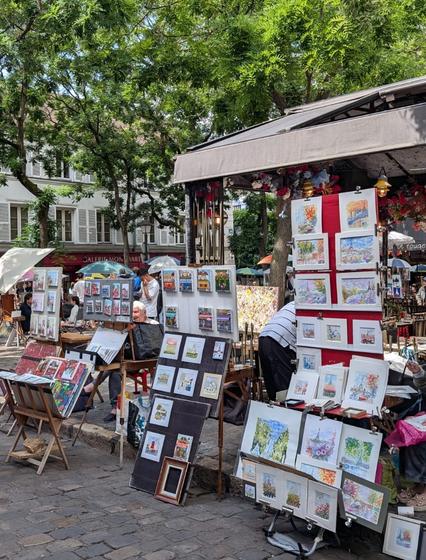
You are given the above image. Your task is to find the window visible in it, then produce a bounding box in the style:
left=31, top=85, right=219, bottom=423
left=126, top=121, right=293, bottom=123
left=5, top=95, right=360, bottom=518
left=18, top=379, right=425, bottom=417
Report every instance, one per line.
left=31, top=159, right=41, bottom=177
left=10, top=205, right=28, bottom=240
left=96, top=211, right=111, bottom=243
left=148, top=216, right=155, bottom=244
left=63, top=161, right=70, bottom=179
left=174, top=217, right=185, bottom=244
left=56, top=208, right=73, bottom=242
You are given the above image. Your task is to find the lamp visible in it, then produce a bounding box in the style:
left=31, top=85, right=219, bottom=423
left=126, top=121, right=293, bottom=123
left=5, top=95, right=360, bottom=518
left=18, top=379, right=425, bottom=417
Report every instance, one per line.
left=302, top=179, right=314, bottom=198
left=140, top=218, right=151, bottom=260
left=374, top=168, right=391, bottom=197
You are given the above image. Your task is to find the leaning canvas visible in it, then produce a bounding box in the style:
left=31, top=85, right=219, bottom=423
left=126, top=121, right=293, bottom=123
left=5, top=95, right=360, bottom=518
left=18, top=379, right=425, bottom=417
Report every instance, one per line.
left=296, top=456, right=342, bottom=488
left=337, top=424, right=382, bottom=482
left=342, top=357, right=389, bottom=415
left=339, top=188, right=377, bottom=231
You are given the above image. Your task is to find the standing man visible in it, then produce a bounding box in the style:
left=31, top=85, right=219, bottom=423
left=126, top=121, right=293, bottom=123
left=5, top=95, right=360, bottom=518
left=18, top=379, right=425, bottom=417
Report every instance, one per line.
left=72, top=273, right=85, bottom=303
left=258, top=301, right=296, bottom=400
left=139, top=267, right=160, bottom=319
left=416, top=277, right=426, bottom=305
left=133, top=268, right=142, bottom=295
left=20, top=292, right=32, bottom=334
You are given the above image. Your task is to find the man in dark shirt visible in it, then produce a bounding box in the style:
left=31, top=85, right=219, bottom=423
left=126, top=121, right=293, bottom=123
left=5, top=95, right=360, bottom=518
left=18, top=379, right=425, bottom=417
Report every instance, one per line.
left=20, top=292, right=32, bottom=333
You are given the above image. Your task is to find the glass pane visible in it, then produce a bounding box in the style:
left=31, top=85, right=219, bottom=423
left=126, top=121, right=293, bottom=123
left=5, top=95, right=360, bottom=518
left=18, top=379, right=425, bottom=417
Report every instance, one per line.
left=64, top=210, right=72, bottom=241
left=10, top=206, right=18, bottom=240
left=21, top=207, right=28, bottom=229
left=56, top=210, right=63, bottom=240
left=104, top=220, right=111, bottom=242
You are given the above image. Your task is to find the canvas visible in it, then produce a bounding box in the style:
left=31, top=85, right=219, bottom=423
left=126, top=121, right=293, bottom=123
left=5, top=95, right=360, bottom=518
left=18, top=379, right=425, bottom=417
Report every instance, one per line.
left=293, top=234, right=329, bottom=271
left=181, top=337, right=206, bottom=364
left=296, top=317, right=321, bottom=347
left=236, top=286, right=279, bottom=333
left=282, top=471, right=308, bottom=518
left=287, top=372, right=319, bottom=403
left=159, top=334, right=183, bottom=360
left=140, top=431, right=165, bottom=462
left=337, top=424, right=382, bottom=482
left=320, top=318, right=348, bottom=348
left=339, top=188, right=377, bottom=231
left=336, top=272, right=381, bottom=311
left=316, top=365, right=347, bottom=403
left=352, top=320, right=383, bottom=354
left=291, top=197, right=322, bottom=235
left=306, top=480, right=339, bottom=532
left=335, top=230, right=380, bottom=271
left=174, top=368, right=198, bottom=397
left=296, top=456, right=342, bottom=488
left=255, top=463, right=285, bottom=509
left=150, top=397, right=174, bottom=428
left=199, top=372, right=222, bottom=400
left=152, top=365, right=176, bottom=393
left=297, top=347, right=322, bottom=373
left=294, top=273, right=331, bottom=309
left=342, top=357, right=389, bottom=415
left=300, top=415, right=343, bottom=466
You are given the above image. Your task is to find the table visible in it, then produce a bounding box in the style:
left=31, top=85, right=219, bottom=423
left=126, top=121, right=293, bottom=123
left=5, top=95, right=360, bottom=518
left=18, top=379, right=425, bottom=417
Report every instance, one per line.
left=60, top=332, right=93, bottom=348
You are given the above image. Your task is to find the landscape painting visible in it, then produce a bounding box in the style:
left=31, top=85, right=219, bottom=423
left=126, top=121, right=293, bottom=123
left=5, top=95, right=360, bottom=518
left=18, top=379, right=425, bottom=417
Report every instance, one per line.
left=339, top=189, right=377, bottom=231
left=301, top=415, right=342, bottom=465
left=336, top=231, right=379, bottom=270
left=294, top=234, right=329, bottom=271
left=341, top=474, right=389, bottom=532
left=352, top=320, right=383, bottom=353
left=250, top=417, right=289, bottom=464
left=291, top=198, right=322, bottom=235
left=283, top=472, right=308, bottom=518
left=297, top=347, right=322, bottom=372
left=338, top=425, right=382, bottom=481
left=342, top=357, right=389, bottom=414
left=295, top=274, right=331, bottom=309
left=255, top=465, right=284, bottom=508
left=336, top=272, right=380, bottom=310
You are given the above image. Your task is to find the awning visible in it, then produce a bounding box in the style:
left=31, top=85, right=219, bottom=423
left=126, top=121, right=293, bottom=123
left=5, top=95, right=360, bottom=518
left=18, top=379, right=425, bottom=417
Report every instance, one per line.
left=0, top=248, right=54, bottom=294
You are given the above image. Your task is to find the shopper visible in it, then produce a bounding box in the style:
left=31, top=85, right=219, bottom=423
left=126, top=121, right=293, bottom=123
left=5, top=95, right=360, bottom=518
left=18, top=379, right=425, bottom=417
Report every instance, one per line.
left=416, top=277, right=426, bottom=305
left=72, top=273, right=85, bottom=302
left=139, top=267, right=160, bottom=319
left=62, top=296, right=80, bottom=326
left=19, top=292, right=32, bottom=334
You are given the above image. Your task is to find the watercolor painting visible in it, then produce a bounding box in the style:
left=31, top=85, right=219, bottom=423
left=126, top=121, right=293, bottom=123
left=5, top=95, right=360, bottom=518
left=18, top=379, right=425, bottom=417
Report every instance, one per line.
left=91, top=281, right=100, bottom=296
left=46, top=317, right=56, bottom=340
left=336, top=231, right=378, bottom=270
left=198, top=307, right=213, bottom=330
left=287, top=372, right=319, bottom=403
left=286, top=480, right=302, bottom=508
left=121, top=301, right=130, bottom=316
left=165, top=306, right=178, bottom=329
left=294, top=234, right=329, bottom=271
left=47, top=291, right=57, bottom=313
left=244, top=484, right=256, bottom=500
left=303, top=355, right=316, bottom=370
left=182, top=337, right=205, bottom=364
left=33, top=269, right=46, bottom=291
left=174, top=368, right=198, bottom=397
left=197, top=269, right=212, bottom=292
left=320, top=318, right=347, bottom=348
left=199, top=372, right=222, bottom=400
left=384, top=514, right=423, bottom=559
left=292, top=198, right=322, bottom=235
left=349, top=373, right=380, bottom=404
left=307, top=481, right=338, bottom=532
left=337, top=272, right=380, bottom=309
left=261, top=472, right=277, bottom=499
left=179, top=270, right=193, bottom=292
left=297, top=458, right=340, bottom=487
left=241, top=459, right=256, bottom=483
left=94, top=300, right=103, bottom=313
left=303, top=323, right=316, bottom=339
left=339, top=189, right=376, bottom=231
left=352, top=320, right=383, bottom=353
left=163, top=270, right=177, bottom=292
left=215, top=269, right=231, bottom=293
left=338, top=425, right=382, bottom=481
left=112, top=283, right=120, bottom=299
left=160, top=334, right=182, bottom=359
left=342, top=478, right=384, bottom=525
left=47, top=270, right=59, bottom=287
left=212, top=341, right=226, bottom=360
left=396, top=528, right=414, bottom=549
left=103, top=299, right=112, bottom=316
left=283, top=473, right=308, bottom=517
left=152, top=365, right=176, bottom=393
left=216, top=308, right=232, bottom=333
left=112, top=299, right=121, bottom=316
left=121, top=283, right=129, bottom=299
left=101, top=284, right=111, bottom=298
left=141, top=431, right=165, bottom=462
left=301, top=416, right=342, bottom=465
left=342, top=358, right=389, bottom=414
left=150, top=397, right=174, bottom=428
left=297, top=347, right=322, bottom=372
left=32, top=292, right=45, bottom=312
left=322, top=374, right=339, bottom=398
left=250, top=418, right=289, bottom=464
left=314, top=490, right=330, bottom=520
left=295, top=274, right=331, bottom=308
left=173, top=434, right=193, bottom=461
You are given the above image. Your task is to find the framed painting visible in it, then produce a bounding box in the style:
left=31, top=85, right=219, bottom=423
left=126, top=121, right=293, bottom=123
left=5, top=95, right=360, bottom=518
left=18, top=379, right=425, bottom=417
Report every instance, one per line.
left=159, top=334, right=183, bottom=360
left=293, top=234, right=329, bottom=271
left=297, top=347, right=322, bottom=373
left=340, top=472, right=389, bottom=532
left=337, top=424, right=382, bottom=482
left=287, top=372, right=319, bottom=403
left=282, top=471, right=309, bottom=519
left=296, top=456, right=342, bottom=488
left=152, top=365, right=176, bottom=393
left=300, top=415, right=343, bottom=466
left=255, top=463, right=285, bottom=510
left=320, top=318, right=348, bottom=348
left=316, top=365, right=346, bottom=403
left=294, top=273, right=332, bottom=310
left=342, top=357, right=389, bottom=415
left=174, top=368, right=198, bottom=398
left=296, top=317, right=321, bottom=347
left=336, top=272, right=381, bottom=311
left=383, top=514, right=424, bottom=560
left=155, top=457, right=189, bottom=505
left=149, top=396, right=174, bottom=428
left=352, top=320, right=383, bottom=354
left=291, top=197, right=322, bottom=235
left=140, top=431, right=165, bottom=462
left=338, top=188, right=377, bottom=232
left=335, top=230, right=379, bottom=271
left=306, top=480, right=339, bottom=532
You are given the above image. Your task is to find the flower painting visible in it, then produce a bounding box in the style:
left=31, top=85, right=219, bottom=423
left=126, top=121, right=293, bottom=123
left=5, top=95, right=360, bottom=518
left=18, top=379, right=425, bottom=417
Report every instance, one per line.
left=292, top=198, right=322, bottom=235
left=298, top=460, right=340, bottom=487
left=250, top=418, right=289, bottom=464
left=301, top=416, right=342, bottom=465
left=343, top=358, right=388, bottom=414
left=295, top=274, right=331, bottom=309
left=342, top=478, right=384, bottom=526
left=349, top=373, right=380, bottom=404
left=314, top=491, right=330, bottom=520
left=294, top=234, right=329, bottom=270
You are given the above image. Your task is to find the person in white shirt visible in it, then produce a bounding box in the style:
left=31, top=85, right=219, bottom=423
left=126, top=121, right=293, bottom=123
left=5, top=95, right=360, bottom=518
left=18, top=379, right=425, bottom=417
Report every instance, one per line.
left=416, top=277, right=426, bottom=305
left=61, top=296, right=80, bottom=326
left=72, top=273, right=85, bottom=302
left=139, top=268, right=160, bottom=319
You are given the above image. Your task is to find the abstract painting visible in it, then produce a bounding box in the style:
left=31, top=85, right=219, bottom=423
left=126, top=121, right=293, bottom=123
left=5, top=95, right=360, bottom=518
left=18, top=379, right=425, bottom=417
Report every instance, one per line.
left=335, top=230, right=379, bottom=270
left=300, top=415, right=343, bottom=466
left=339, top=188, right=377, bottom=231
left=291, top=197, right=322, bottom=235
left=336, top=272, right=381, bottom=311
left=294, top=234, right=329, bottom=271
left=294, top=273, right=331, bottom=309
left=236, top=286, right=279, bottom=333
left=341, top=473, right=389, bottom=532
left=337, top=424, right=382, bottom=482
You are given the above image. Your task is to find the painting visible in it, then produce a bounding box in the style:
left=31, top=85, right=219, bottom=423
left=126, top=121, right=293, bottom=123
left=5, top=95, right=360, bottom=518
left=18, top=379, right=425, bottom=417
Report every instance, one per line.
left=94, top=300, right=103, bottom=314
left=197, top=269, right=212, bottom=292
left=165, top=306, right=178, bottom=329
left=241, top=459, right=257, bottom=483
left=152, top=365, right=176, bottom=393
left=297, top=317, right=321, bottom=347
left=244, top=484, right=256, bottom=501
left=342, top=357, right=389, bottom=414
left=383, top=514, right=424, bottom=560
left=293, top=234, right=329, bottom=271
left=337, top=424, right=382, bottom=482
left=291, top=197, right=322, bottom=235
left=173, top=434, right=193, bottom=462
left=101, top=284, right=111, bottom=298
left=47, top=270, right=59, bottom=287
left=149, top=397, right=174, bottom=428
left=112, top=283, right=121, bottom=299
left=316, top=365, right=346, bottom=403
left=297, top=347, right=322, bottom=373
left=339, top=188, right=377, bottom=231
left=159, top=334, right=183, bottom=360
left=181, top=336, right=205, bottom=364
left=199, top=372, right=222, bottom=400
left=320, top=318, right=348, bottom=348
left=174, top=368, right=198, bottom=397
left=91, top=281, right=100, bottom=296
left=179, top=270, right=194, bottom=292
left=238, top=401, right=302, bottom=469
left=198, top=307, right=213, bottom=330
left=282, top=471, right=308, bottom=518
left=85, top=300, right=94, bottom=314
left=335, top=230, right=379, bottom=271
left=306, top=480, right=339, bottom=532
left=46, top=317, right=56, bottom=340
left=336, top=272, right=381, bottom=311
left=33, top=269, right=46, bottom=291
left=236, top=286, right=279, bottom=333
left=112, top=299, right=121, bottom=316
left=103, top=299, right=112, bottom=316
left=32, top=292, right=45, bottom=312
left=287, top=372, right=319, bottom=403
left=340, top=473, right=389, bottom=532
left=215, top=269, right=231, bottom=293
left=121, top=283, right=129, bottom=299
left=163, top=269, right=177, bottom=292
left=296, top=456, right=342, bottom=488
left=216, top=308, right=232, bottom=333
left=352, top=320, right=383, bottom=354
left=255, top=464, right=284, bottom=509
left=121, top=301, right=130, bottom=316
left=294, top=273, right=331, bottom=309
left=300, top=415, right=342, bottom=466
left=212, top=341, right=226, bottom=360
left=140, top=431, right=165, bottom=462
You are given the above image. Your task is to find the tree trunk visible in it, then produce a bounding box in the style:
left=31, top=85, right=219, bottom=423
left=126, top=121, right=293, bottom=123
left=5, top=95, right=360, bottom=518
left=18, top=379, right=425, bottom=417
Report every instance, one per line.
left=269, top=197, right=292, bottom=308
left=38, top=201, right=50, bottom=248
left=258, top=192, right=268, bottom=258
left=122, top=224, right=130, bottom=266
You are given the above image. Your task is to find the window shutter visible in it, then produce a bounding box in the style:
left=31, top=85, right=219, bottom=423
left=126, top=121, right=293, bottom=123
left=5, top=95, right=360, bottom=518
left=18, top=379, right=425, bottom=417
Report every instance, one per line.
left=78, top=209, right=88, bottom=244
left=135, top=227, right=143, bottom=245
left=88, top=209, right=97, bottom=243
left=159, top=228, right=168, bottom=245
left=115, top=228, right=123, bottom=244
left=48, top=205, right=56, bottom=221
left=0, top=203, right=10, bottom=241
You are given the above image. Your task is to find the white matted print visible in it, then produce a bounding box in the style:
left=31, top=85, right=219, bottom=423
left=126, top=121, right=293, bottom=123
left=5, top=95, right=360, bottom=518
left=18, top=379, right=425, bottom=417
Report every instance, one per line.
left=339, top=188, right=377, bottom=231
left=320, top=318, right=347, bottom=348
left=300, top=415, right=343, bottom=466
left=383, top=514, right=424, bottom=560
left=152, top=365, right=176, bottom=393
left=317, top=365, right=346, bottom=403
left=282, top=471, right=308, bottom=518
left=336, top=271, right=381, bottom=311
left=306, top=480, right=339, bottom=532
left=352, top=320, right=383, bottom=354
left=287, top=372, right=319, bottom=403
left=293, top=234, right=329, bottom=271
left=255, top=463, right=285, bottom=509
left=294, top=273, right=331, bottom=310
left=181, top=337, right=206, bottom=364
left=296, top=456, right=342, bottom=488
left=149, top=397, right=174, bottom=428
left=159, top=334, right=183, bottom=360
left=335, top=230, right=379, bottom=271
left=291, top=197, right=322, bottom=235
left=337, top=424, right=382, bottom=482
left=297, top=347, right=322, bottom=373
left=297, top=317, right=321, bottom=347
left=199, top=372, right=222, bottom=400
left=342, top=357, right=389, bottom=415
left=140, top=431, right=165, bottom=462
left=174, top=368, right=198, bottom=397
left=241, top=458, right=257, bottom=483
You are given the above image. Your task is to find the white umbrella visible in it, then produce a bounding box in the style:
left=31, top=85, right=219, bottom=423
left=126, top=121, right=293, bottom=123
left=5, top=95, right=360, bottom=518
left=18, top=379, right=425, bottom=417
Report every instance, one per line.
left=388, top=258, right=411, bottom=270
left=388, top=231, right=415, bottom=247
left=148, top=255, right=181, bottom=274
left=0, top=247, right=54, bottom=294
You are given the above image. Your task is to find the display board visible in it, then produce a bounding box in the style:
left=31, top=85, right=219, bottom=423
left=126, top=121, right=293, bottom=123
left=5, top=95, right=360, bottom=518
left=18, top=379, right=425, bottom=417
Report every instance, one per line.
left=14, top=341, right=61, bottom=375
left=236, top=286, right=279, bottom=333
left=161, top=266, right=238, bottom=341
left=83, top=278, right=133, bottom=323
left=30, top=267, right=63, bottom=342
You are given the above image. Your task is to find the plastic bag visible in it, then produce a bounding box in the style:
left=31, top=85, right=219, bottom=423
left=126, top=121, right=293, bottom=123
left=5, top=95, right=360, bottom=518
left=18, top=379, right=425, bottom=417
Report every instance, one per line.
left=127, top=395, right=151, bottom=448
left=385, top=413, right=426, bottom=448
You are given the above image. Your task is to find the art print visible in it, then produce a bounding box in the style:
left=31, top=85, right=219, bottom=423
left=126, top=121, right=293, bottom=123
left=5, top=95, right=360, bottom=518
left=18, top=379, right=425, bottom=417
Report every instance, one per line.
left=320, top=318, right=347, bottom=348
left=91, top=281, right=100, bottom=296
left=112, top=283, right=121, bottom=299
left=173, top=434, right=193, bottom=461
left=297, top=347, right=321, bottom=373
left=94, top=299, right=103, bottom=314
left=212, top=341, right=226, bottom=360
left=291, top=197, right=322, bottom=235
left=159, top=334, right=183, bottom=359
left=182, top=336, right=205, bottom=364
left=293, top=234, right=329, bottom=271
left=244, top=484, right=256, bottom=501
left=101, top=284, right=111, bottom=298
left=341, top=473, right=389, bottom=532
left=163, top=269, right=177, bottom=292
left=179, top=270, right=193, bottom=292
left=335, top=230, right=379, bottom=270
left=352, top=320, right=383, bottom=354
left=199, top=372, right=222, bottom=400
left=85, top=300, right=94, bottom=314
left=215, top=269, right=231, bottom=293
left=121, top=300, right=130, bottom=316
left=152, top=365, right=176, bottom=393
left=307, top=480, right=338, bottom=532
left=336, top=272, right=381, bottom=310
left=236, top=286, right=279, bottom=334
left=198, top=307, right=213, bottom=330
left=46, top=317, right=56, bottom=340
left=283, top=472, right=308, bottom=518
left=287, top=372, right=319, bottom=403
left=33, top=269, right=46, bottom=291
left=216, top=308, right=232, bottom=333
left=337, top=424, right=382, bottom=482
left=294, top=273, right=331, bottom=309
left=103, top=299, right=112, bottom=317
left=301, top=415, right=342, bottom=466
left=241, top=459, right=256, bottom=483
left=30, top=314, right=38, bottom=335
left=140, top=431, right=165, bottom=462
left=150, top=397, right=174, bottom=428
left=297, top=317, right=320, bottom=347
left=112, top=299, right=121, bottom=316
left=197, top=269, right=212, bottom=292
left=342, top=357, right=389, bottom=414
left=383, top=514, right=424, bottom=560
left=121, top=283, right=129, bottom=300
left=256, top=464, right=284, bottom=509
left=174, top=368, right=198, bottom=397
left=316, top=365, right=346, bottom=403
left=46, top=290, right=57, bottom=313
left=32, top=292, right=45, bottom=312
left=46, top=270, right=59, bottom=288
left=296, top=456, right=342, bottom=488
left=38, top=316, right=47, bottom=337
left=339, top=188, right=377, bottom=231
left=85, top=281, right=92, bottom=297
left=165, top=306, right=178, bottom=329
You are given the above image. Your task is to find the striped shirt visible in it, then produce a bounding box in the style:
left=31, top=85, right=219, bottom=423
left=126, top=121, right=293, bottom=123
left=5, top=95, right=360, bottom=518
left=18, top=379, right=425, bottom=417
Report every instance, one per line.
left=259, top=301, right=296, bottom=351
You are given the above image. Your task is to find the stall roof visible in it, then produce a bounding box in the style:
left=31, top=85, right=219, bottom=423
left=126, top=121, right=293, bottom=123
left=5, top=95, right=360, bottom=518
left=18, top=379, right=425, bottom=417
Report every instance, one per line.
left=174, top=75, right=426, bottom=183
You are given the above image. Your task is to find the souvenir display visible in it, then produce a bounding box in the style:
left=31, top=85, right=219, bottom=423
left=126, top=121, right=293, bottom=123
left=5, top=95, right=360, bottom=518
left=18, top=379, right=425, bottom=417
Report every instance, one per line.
left=294, top=273, right=331, bottom=309
left=291, top=197, right=322, bottom=235
left=352, top=320, right=383, bottom=354
left=335, top=230, right=379, bottom=270
left=198, top=307, right=213, bottom=330
left=338, top=188, right=377, bottom=231
left=383, top=514, right=424, bottom=560
left=306, top=480, right=339, bottom=532
left=342, top=357, right=389, bottom=415
left=337, top=424, right=382, bottom=482
left=286, top=372, right=319, bottom=403
left=83, top=278, right=133, bottom=322
left=293, top=233, right=329, bottom=271
left=236, top=286, right=279, bottom=333
left=30, top=267, right=62, bottom=342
